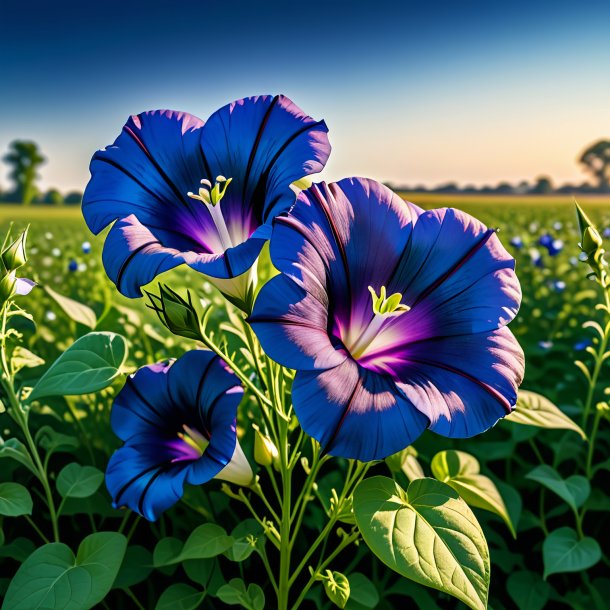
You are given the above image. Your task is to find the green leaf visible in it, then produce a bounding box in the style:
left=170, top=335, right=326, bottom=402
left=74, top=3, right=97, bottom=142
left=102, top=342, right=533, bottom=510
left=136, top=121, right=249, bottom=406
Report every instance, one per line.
left=347, top=573, right=379, bottom=608
left=56, top=463, right=104, bottom=498
left=153, top=537, right=183, bottom=568
left=507, top=390, right=586, bottom=439
left=0, top=438, right=37, bottom=476
left=36, top=425, right=79, bottom=456
left=177, top=523, right=234, bottom=562
left=507, top=570, right=550, bottom=610
left=113, top=545, right=153, bottom=589
left=30, top=332, right=128, bottom=399
left=0, top=483, right=33, bottom=517
left=44, top=285, right=97, bottom=328
left=353, top=476, right=489, bottom=610
left=11, top=346, right=44, bottom=374
left=225, top=519, right=264, bottom=562
left=217, top=578, right=265, bottom=610
left=431, top=450, right=515, bottom=537
left=543, top=527, right=601, bottom=578
left=526, top=465, right=590, bottom=511
left=0, top=537, right=35, bottom=561
left=155, top=584, right=205, bottom=610
left=2, top=532, right=126, bottom=609
left=183, top=558, right=225, bottom=595
left=322, top=571, right=350, bottom=609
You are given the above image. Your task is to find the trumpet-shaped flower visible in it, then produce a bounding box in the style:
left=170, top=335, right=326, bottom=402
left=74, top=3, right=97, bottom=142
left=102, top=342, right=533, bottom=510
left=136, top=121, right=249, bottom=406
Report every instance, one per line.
left=250, top=178, right=524, bottom=461
left=83, top=95, right=330, bottom=299
left=106, top=350, right=252, bottom=521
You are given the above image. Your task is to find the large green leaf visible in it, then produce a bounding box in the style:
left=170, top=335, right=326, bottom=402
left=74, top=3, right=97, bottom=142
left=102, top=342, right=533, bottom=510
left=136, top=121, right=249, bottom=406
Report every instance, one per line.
left=44, top=285, right=97, bottom=329
left=431, top=450, right=515, bottom=537
left=526, top=465, right=590, bottom=512
left=0, top=483, right=33, bottom=517
left=30, top=332, right=128, bottom=399
left=543, top=527, right=601, bottom=578
left=507, top=390, right=586, bottom=439
left=353, top=476, right=489, bottom=610
left=507, top=570, right=550, bottom=610
left=347, top=573, right=379, bottom=608
left=155, top=584, right=205, bottom=610
left=2, top=532, right=127, bottom=609
left=56, top=463, right=104, bottom=499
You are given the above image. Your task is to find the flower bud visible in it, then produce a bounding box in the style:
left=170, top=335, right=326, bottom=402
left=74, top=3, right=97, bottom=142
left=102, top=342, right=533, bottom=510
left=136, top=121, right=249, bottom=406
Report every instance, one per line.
left=253, top=424, right=279, bottom=467
left=146, top=285, right=201, bottom=341
left=0, top=271, right=17, bottom=304
left=582, top=226, right=603, bottom=255
left=2, top=229, right=28, bottom=271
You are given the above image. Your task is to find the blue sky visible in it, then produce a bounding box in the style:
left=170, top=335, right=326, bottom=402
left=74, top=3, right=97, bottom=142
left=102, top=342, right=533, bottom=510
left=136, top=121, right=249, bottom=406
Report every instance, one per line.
left=1, top=0, right=609, bottom=192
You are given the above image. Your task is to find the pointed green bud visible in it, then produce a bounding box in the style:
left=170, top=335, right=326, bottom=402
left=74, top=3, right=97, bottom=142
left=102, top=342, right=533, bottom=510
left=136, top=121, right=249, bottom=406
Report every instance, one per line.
left=0, top=271, right=17, bottom=304
left=2, top=229, right=28, bottom=271
left=575, top=202, right=595, bottom=237
left=146, top=285, right=201, bottom=341
left=253, top=424, right=279, bottom=468
left=582, top=226, right=603, bottom=254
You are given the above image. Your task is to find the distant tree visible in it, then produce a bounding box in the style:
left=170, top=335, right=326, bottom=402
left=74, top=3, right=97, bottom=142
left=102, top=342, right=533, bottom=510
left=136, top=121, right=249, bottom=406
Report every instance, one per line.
left=2, top=140, right=46, bottom=205
left=42, top=188, right=64, bottom=205
left=494, top=182, right=514, bottom=194
left=579, top=140, right=610, bottom=192
left=531, top=176, right=553, bottom=194
left=435, top=182, right=459, bottom=193
left=64, top=191, right=83, bottom=205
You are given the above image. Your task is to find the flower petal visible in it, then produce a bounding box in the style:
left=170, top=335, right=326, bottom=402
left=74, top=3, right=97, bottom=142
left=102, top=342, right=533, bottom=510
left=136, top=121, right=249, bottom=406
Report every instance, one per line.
left=395, top=327, right=524, bottom=437
left=292, top=358, right=429, bottom=461
left=200, top=94, right=331, bottom=229
left=249, top=274, right=348, bottom=371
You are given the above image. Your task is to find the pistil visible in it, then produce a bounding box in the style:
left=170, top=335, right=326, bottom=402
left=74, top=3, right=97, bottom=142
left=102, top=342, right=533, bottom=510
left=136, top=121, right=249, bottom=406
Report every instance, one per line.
left=188, top=176, right=234, bottom=251
left=348, top=286, right=410, bottom=360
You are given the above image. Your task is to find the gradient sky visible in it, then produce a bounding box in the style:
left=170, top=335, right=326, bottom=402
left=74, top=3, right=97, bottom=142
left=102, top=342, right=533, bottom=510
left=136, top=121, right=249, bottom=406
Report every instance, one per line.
left=1, top=0, right=609, bottom=193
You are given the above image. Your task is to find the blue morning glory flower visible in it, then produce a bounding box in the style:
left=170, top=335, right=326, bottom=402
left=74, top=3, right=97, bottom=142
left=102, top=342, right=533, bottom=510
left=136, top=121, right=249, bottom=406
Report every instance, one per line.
left=106, top=350, right=252, bottom=521
left=250, top=178, right=524, bottom=461
left=82, top=95, right=331, bottom=299
left=510, top=236, right=523, bottom=249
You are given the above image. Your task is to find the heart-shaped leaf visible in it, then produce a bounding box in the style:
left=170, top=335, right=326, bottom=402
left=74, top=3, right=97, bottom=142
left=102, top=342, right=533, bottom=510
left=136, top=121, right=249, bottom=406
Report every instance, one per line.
left=217, top=578, right=265, bottom=610
left=353, top=476, right=489, bottom=610
left=507, top=570, right=550, bottom=610
left=431, top=450, right=515, bottom=537
left=543, top=527, right=601, bottom=578
left=56, top=463, right=104, bottom=499
left=155, top=583, right=205, bottom=610
left=30, top=332, right=128, bottom=399
left=526, top=465, right=590, bottom=512
left=2, top=532, right=127, bottom=609
left=0, top=483, right=33, bottom=517
left=507, top=390, right=586, bottom=439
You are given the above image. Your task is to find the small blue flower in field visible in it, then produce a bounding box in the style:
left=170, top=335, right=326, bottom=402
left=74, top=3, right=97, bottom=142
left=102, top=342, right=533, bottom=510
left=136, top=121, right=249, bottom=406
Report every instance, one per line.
left=569, top=256, right=579, bottom=266
left=603, top=227, right=610, bottom=238
left=510, top=236, right=523, bottom=249
left=574, top=339, right=592, bottom=351
left=538, top=233, right=553, bottom=248
left=250, top=178, right=524, bottom=461
left=547, top=239, right=564, bottom=256
left=552, top=280, right=566, bottom=292
left=529, top=248, right=543, bottom=267
left=553, top=221, right=563, bottom=231
left=82, top=95, right=331, bottom=300
left=82, top=241, right=91, bottom=254
left=68, top=259, right=78, bottom=272
left=105, top=350, right=252, bottom=520
left=538, top=340, right=553, bottom=350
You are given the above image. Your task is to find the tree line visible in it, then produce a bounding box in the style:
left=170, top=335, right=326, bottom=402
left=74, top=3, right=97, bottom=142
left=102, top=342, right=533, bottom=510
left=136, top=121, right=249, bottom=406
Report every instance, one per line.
left=2, top=137, right=610, bottom=204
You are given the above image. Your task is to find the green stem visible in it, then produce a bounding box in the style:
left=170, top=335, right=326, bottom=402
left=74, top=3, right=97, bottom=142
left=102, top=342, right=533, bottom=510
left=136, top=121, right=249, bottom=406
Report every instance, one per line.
left=277, top=416, right=292, bottom=610
left=586, top=408, right=603, bottom=479
left=24, top=514, right=50, bottom=543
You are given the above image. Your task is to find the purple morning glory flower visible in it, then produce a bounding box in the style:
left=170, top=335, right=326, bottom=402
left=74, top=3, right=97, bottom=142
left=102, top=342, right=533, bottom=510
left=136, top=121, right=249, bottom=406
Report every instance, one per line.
left=82, top=95, right=331, bottom=299
left=249, top=178, right=524, bottom=461
left=106, top=350, right=252, bottom=521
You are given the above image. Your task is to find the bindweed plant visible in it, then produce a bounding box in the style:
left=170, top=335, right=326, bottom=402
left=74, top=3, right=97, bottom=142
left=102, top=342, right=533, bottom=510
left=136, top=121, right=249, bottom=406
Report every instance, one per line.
left=0, top=94, right=607, bottom=610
